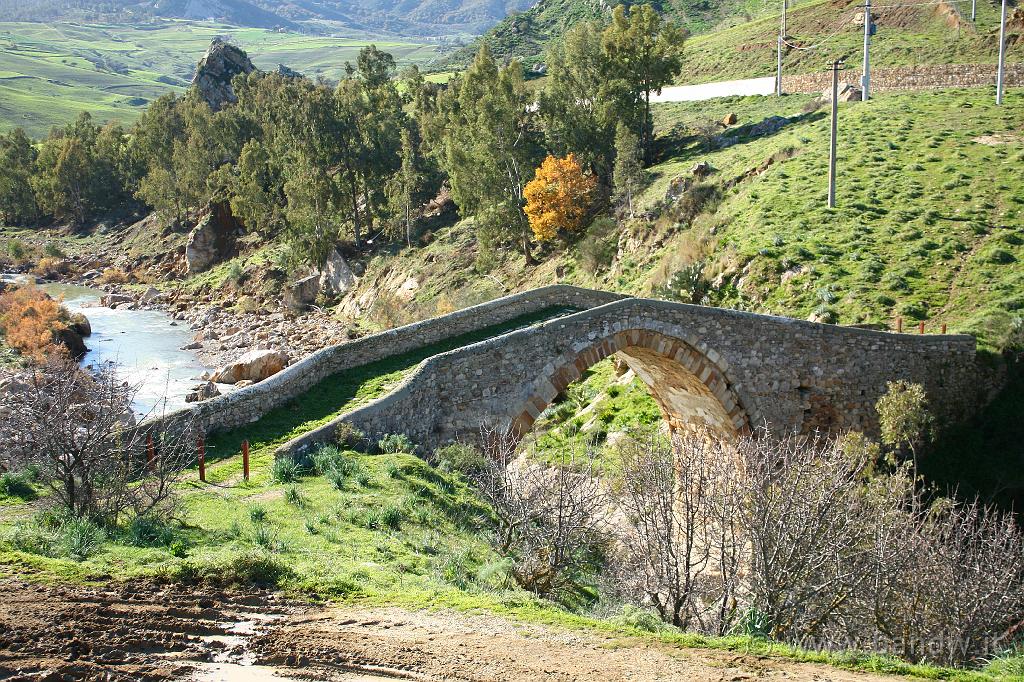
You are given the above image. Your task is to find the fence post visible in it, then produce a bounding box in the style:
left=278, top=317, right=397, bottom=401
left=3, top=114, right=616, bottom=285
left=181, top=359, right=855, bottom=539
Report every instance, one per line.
left=919, top=321, right=925, bottom=334
left=941, top=323, right=947, bottom=335
left=198, top=436, right=206, bottom=483
left=146, top=433, right=155, bottom=472
left=896, top=317, right=903, bottom=333
left=242, top=440, right=250, bottom=482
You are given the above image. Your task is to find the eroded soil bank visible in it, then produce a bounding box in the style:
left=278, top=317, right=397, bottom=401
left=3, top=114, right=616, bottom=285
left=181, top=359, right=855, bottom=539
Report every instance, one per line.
left=0, top=578, right=914, bottom=682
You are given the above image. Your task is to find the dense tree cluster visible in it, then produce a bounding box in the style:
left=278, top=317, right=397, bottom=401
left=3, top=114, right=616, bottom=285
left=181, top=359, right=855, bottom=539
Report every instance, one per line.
left=0, top=5, right=684, bottom=269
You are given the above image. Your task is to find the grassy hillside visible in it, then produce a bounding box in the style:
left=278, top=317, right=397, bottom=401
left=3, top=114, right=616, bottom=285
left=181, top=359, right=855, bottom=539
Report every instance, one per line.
left=444, top=0, right=1021, bottom=81
left=0, top=21, right=440, bottom=136
left=679, top=0, right=1021, bottom=84
left=331, top=89, right=1023, bottom=352
left=442, top=0, right=772, bottom=67
left=637, top=90, right=1024, bottom=347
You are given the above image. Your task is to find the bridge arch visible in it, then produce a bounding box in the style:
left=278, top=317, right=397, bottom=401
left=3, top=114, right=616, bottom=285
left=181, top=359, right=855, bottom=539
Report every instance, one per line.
left=510, top=327, right=757, bottom=440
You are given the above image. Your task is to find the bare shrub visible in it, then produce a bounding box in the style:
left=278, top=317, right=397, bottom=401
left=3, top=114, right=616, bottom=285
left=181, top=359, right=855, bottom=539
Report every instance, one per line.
left=0, top=355, right=196, bottom=524
left=608, top=430, right=744, bottom=633
left=473, top=427, right=609, bottom=600
left=605, top=428, right=1024, bottom=666
left=736, top=433, right=880, bottom=642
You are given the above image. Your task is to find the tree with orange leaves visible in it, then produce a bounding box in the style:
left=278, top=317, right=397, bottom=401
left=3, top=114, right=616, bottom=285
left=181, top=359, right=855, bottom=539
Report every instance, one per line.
left=523, top=153, right=597, bottom=243
left=0, top=286, right=68, bottom=362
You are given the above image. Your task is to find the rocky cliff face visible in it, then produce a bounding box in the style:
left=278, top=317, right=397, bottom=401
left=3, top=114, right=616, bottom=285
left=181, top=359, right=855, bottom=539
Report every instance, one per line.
left=191, top=38, right=256, bottom=112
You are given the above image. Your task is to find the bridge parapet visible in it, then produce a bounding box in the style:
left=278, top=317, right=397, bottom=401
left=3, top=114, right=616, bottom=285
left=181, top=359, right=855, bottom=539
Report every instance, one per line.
left=142, top=285, right=625, bottom=438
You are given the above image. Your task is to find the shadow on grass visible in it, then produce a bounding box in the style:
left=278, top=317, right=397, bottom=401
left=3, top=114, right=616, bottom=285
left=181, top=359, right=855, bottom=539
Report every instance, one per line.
left=204, top=306, right=579, bottom=463
left=922, top=359, right=1024, bottom=515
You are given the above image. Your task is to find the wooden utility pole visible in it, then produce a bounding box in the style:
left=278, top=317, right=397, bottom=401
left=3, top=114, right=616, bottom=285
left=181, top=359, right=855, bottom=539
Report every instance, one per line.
left=242, top=439, right=250, bottom=482
left=828, top=59, right=844, bottom=209
left=198, top=436, right=206, bottom=483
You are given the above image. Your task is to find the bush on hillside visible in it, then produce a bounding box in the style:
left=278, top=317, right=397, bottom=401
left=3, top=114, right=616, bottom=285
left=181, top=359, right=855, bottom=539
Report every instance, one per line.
left=378, top=433, right=416, bottom=455
left=0, top=356, right=196, bottom=524
left=0, top=470, right=36, bottom=500
left=270, top=456, right=301, bottom=483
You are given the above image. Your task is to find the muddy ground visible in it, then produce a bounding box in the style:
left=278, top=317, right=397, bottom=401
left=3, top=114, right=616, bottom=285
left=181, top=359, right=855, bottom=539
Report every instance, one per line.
left=0, top=578, right=911, bottom=682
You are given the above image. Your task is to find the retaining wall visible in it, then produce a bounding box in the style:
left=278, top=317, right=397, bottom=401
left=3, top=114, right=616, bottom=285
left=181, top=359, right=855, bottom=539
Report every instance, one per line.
left=781, top=62, right=1024, bottom=94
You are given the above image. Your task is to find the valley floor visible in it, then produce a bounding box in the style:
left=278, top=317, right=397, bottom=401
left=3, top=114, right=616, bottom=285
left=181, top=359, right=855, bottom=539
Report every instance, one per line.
left=0, top=577, right=912, bottom=682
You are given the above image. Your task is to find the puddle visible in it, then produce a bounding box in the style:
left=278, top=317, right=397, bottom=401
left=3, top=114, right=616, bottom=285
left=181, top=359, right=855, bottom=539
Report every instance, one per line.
left=191, top=661, right=310, bottom=681
left=188, top=614, right=401, bottom=681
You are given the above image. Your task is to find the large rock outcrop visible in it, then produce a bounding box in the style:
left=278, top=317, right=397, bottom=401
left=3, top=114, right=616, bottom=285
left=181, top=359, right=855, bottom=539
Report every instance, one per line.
left=191, top=38, right=256, bottom=112
left=319, top=249, right=358, bottom=296
left=284, top=274, right=320, bottom=312
left=210, top=349, right=290, bottom=384
left=185, top=203, right=243, bottom=274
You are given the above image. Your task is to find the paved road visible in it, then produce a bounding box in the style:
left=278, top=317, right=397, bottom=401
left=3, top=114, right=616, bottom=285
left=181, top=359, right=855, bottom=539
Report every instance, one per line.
left=651, top=76, right=777, bottom=103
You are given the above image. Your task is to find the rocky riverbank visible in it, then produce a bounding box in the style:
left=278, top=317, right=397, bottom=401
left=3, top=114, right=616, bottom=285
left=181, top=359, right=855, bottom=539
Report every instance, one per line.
left=88, top=282, right=355, bottom=371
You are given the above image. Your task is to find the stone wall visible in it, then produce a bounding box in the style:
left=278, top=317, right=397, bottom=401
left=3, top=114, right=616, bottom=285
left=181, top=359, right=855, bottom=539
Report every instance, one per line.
left=279, top=298, right=983, bottom=456
left=781, top=62, right=1024, bottom=94
left=144, top=286, right=625, bottom=436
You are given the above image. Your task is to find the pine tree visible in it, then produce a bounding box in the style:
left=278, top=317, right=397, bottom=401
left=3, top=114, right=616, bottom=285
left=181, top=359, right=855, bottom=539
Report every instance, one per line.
left=0, top=128, right=39, bottom=225
left=602, top=5, right=686, bottom=162
left=613, top=122, right=643, bottom=218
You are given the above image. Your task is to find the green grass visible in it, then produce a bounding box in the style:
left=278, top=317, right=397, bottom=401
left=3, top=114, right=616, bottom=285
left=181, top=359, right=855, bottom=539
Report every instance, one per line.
left=203, top=305, right=579, bottom=469
left=527, top=358, right=662, bottom=468
left=637, top=89, right=1024, bottom=349
left=0, top=20, right=440, bottom=136
left=0, top=446, right=1015, bottom=681
left=679, top=0, right=1022, bottom=84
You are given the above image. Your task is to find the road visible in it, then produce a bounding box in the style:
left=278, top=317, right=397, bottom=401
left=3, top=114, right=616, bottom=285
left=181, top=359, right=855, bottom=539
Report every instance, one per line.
left=651, top=76, right=777, bottom=103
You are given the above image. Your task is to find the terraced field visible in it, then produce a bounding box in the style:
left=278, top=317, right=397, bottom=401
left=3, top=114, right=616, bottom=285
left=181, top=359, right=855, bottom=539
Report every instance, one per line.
left=0, top=21, right=440, bottom=135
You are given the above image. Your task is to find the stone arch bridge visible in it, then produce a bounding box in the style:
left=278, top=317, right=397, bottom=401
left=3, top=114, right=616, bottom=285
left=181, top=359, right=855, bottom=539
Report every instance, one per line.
left=276, top=289, right=980, bottom=455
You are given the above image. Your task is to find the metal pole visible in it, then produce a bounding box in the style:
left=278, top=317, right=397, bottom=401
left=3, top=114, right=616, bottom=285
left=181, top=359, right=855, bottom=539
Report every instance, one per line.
left=996, top=0, right=1007, bottom=105
left=862, top=0, right=871, bottom=100
left=777, top=35, right=784, bottom=96
left=971, top=0, right=976, bottom=22
left=782, top=0, right=788, bottom=37
left=828, top=60, right=840, bottom=209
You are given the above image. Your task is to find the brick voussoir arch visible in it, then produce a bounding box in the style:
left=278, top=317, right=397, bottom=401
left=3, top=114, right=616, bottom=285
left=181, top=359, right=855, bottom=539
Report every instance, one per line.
left=510, top=326, right=757, bottom=439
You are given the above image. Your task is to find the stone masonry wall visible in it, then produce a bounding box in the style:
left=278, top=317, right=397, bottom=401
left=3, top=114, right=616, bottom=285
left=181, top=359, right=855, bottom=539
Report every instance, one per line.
left=280, top=298, right=982, bottom=456
left=781, top=62, right=1024, bottom=95
left=144, top=286, right=625, bottom=437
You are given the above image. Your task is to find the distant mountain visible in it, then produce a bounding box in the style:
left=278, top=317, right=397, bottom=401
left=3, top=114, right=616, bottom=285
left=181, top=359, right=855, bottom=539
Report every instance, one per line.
left=0, top=0, right=536, bottom=35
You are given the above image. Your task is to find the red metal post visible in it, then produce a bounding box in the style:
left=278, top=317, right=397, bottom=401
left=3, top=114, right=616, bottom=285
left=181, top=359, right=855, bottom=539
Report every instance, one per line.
left=146, top=433, right=155, bottom=472
left=919, top=321, right=925, bottom=335
left=242, top=440, right=250, bottom=482
left=941, top=323, right=947, bottom=334
left=896, top=317, right=903, bottom=333
left=198, top=436, right=206, bottom=483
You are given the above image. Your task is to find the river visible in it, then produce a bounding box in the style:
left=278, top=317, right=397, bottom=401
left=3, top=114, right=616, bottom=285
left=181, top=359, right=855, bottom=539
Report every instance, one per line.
left=38, top=282, right=212, bottom=418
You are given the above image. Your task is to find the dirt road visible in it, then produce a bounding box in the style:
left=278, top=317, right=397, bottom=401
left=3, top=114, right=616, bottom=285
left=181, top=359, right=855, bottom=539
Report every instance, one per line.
left=0, top=578, right=911, bottom=681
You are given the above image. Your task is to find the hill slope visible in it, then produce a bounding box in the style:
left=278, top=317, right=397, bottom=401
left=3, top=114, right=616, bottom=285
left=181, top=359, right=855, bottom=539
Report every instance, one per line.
left=444, top=0, right=1021, bottom=77
left=443, top=0, right=771, bottom=67
left=0, top=21, right=438, bottom=136
left=0, top=0, right=535, bottom=35
left=679, top=0, right=1021, bottom=84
